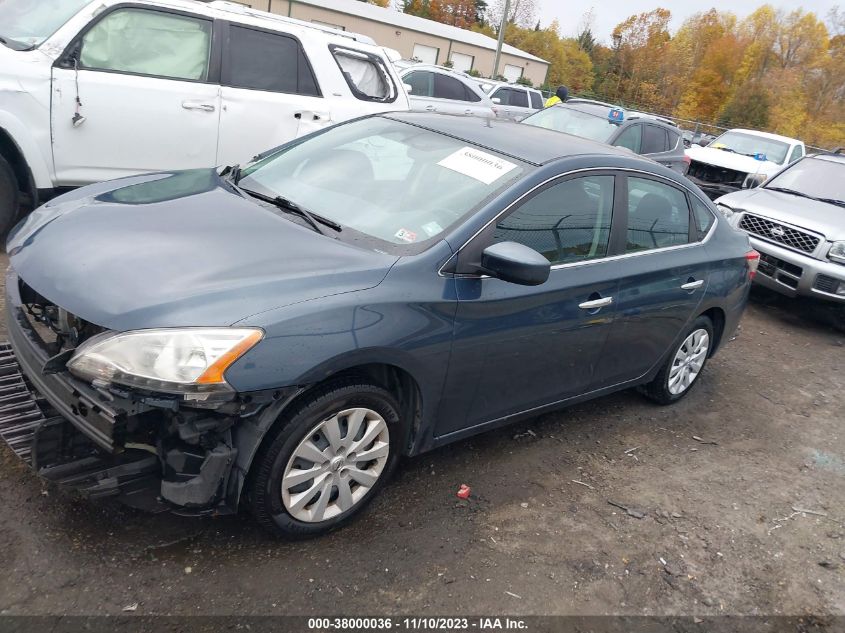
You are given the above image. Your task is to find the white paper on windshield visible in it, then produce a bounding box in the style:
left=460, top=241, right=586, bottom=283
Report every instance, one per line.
left=438, top=147, right=517, bottom=185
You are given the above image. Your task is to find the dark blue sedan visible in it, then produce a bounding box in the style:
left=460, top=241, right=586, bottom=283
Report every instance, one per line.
left=1, top=113, right=756, bottom=537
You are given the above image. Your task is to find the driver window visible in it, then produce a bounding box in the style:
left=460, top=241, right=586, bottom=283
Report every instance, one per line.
left=493, top=175, right=615, bottom=266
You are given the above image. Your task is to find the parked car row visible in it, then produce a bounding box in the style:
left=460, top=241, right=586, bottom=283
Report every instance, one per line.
left=0, top=0, right=410, bottom=234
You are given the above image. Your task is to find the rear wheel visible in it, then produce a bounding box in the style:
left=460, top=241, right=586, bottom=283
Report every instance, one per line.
left=0, top=156, right=20, bottom=240
left=640, top=316, right=714, bottom=405
left=248, top=380, right=405, bottom=538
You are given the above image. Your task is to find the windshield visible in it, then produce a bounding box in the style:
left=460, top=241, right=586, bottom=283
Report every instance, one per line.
left=708, top=131, right=790, bottom=165
left=765, top=157, right=845, bottom=204
left=522, top=106, right=617, bottom=144
left=238, top=117, right=526, bottom=251
left=0, top=0, right=91, bottom=50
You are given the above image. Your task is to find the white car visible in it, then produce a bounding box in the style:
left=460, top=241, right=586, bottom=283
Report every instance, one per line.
left=685, top=129, right=805, bottom=199
left=0, top=0, right=409, bottom=234
left=399, top=65, right=496, bottom=118
left=486, top=84, right=544, bottom=121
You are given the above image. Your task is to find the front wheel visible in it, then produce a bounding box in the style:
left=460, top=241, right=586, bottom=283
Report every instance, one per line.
left=640, top=316, right=714, bottom=405
left=248, top=380, right=405, bottom=538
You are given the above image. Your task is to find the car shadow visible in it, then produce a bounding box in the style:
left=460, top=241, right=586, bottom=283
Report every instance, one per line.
left=749, top=286, right=844, bottom=334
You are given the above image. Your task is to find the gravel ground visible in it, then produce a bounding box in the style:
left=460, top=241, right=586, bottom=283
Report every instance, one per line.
left=0, top=250, right=843, bottom=617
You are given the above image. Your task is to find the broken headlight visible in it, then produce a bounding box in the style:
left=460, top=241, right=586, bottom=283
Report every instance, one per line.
left=67, top=328, right=263, bottom=395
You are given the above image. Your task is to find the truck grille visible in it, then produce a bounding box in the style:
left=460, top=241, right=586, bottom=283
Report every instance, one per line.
left=739, top=214, right=820, bottom=254
left=688, top=160, right=746, bottom=186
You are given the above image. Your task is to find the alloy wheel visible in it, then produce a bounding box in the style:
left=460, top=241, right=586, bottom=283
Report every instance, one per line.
left=281, top=408, right=390, bottom=523
left=668, top=328, right=710, bottom=395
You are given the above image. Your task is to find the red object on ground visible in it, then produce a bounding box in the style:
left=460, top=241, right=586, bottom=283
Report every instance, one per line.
left=456, top=484, right=471, bottom=499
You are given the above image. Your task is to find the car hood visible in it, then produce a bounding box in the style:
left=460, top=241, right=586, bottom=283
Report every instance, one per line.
left=717, top=187, right=845, bottom=241
left=686, top=145, right=782, bottom=176
left=7, top=170, right=399, bottom=331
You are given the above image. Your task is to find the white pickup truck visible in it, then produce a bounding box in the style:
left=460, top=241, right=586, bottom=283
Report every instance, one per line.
left=685, top=128, right=805, bottom=200
left=0, top=0, right=409, bottom=235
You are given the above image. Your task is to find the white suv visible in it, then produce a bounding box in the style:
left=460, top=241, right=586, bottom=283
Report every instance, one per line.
left=486, top=84, right=544, bottom=121
left=0, top=0, right=409, bottom=234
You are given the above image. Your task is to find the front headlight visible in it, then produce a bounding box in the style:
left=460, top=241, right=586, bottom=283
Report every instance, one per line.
left=67, top=328, right=263, bottom=394
left=829, top=241, right=845, bottom=265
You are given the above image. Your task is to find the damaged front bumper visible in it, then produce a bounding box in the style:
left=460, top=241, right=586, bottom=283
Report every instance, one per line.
left=0, top=271, right=286, bottom=515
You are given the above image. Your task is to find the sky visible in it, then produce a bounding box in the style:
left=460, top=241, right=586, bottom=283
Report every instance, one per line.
left=538, top=0, right=841, bottom=42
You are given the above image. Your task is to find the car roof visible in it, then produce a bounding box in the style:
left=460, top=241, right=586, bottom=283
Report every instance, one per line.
left=813, top=153, right=845, bottom=165
left=383, top=112, right=635, bottom=166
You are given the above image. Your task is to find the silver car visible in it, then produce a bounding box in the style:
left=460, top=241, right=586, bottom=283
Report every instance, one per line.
left=487, top=84, right=544, bottom=121
left=400, top=65, right=495, bottom=118
left=716, top=151, right=845, bottom=303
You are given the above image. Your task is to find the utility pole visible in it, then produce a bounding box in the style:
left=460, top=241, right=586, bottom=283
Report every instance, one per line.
left=492, top=0, right=511, bottom=79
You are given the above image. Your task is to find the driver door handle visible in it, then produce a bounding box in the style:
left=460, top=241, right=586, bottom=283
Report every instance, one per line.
left=579, top=297, right=613, bottom=310
left=182, top=101, right=215, bottom=112
left=681, top=279, right=705, bottom=291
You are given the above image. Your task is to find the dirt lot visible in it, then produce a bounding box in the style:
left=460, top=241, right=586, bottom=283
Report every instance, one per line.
left=0, top=250, right=843, bottom=617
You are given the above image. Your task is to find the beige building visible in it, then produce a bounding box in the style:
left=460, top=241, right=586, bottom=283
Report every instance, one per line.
left=236, top=0, right=549, bottom=86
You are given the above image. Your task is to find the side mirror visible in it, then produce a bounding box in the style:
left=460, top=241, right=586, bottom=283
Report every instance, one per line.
left=480, top=242, right=550, bottom=286
left=492, top=97, right=501, bottom=104
left=403, top=83, right=413, bottom=94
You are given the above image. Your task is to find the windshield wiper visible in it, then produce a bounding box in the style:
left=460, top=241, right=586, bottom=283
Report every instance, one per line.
left=240, top=188, right=341, bottom=236
left=766, top=187, right=821, bottom=201
left=818, top=198, right=845, bottom=208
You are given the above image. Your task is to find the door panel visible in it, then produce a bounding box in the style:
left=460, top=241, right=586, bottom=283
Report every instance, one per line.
left=592, top=176, right=709, bottom=386
left=51, top=7, right=219, bottom=185
left=436, top=173, right=620, bottom=436
left=217, top=24, right=327, bottom=166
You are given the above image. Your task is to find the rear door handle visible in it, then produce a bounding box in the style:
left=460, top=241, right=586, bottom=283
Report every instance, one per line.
left=579, top=297, right=613, bottom=310
left=182, top=101, right=215, bottom=112
left=681, top=279, right=705, bottom=291
left=424, top=105, right=436, bottom=111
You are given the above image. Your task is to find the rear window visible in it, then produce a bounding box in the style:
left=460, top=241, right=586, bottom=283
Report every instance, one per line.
left=331, top=46, right=398, bottom=103
left=224, top=25, right=319, bottom=95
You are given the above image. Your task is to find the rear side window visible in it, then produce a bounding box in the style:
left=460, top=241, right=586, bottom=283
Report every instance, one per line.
left=626, top=177, right=691, bottom=251
left=493, top=175, right=615, bottom=265
left=509, top=89, right=529, bottom=108
left=433, top=74, right=468, bottom=101
left=464, top=85, right=481, bottom=102
left=530, top=91, right=543, bottom=109
left=404, top=71, right=433, bottom=97
left=667, top=129, right=680, bottom=150
left=331, top=46, right=397, bottom=102
left=224, top=26, right=319, bottom=96
left=614, top=124, right=642, bottom=153
left=79, top=8, right=212, bottom=81
left=691, top=196, right=715, bottom=239
left=642, top=125, right=669, bottom=153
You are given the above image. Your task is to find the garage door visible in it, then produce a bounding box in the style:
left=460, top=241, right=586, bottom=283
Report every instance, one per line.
left=503, top=64, right=523, bottom=82
left=412, top=43, right=439, bottom=65
left=449, top=52, right=474, bottom=73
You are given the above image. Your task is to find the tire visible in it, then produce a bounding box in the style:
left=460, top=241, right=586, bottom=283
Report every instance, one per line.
left=0, top=155, right=20, bottom=241
left=639, top=316, right=714, bottom=405
left=248, top=379, right=406, bottom=538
